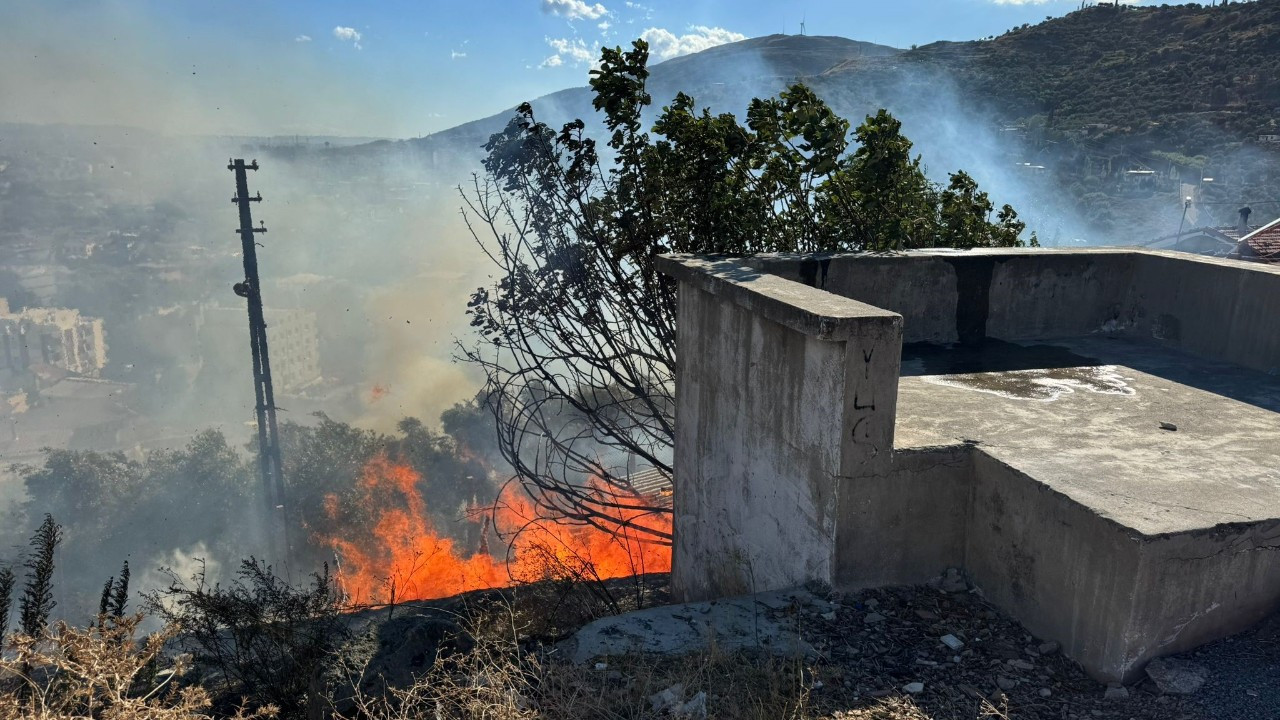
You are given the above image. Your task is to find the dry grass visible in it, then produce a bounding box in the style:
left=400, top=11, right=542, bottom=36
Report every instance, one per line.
left=0, top=615, right=275, bottom=720
left=331, top=596, right=1010, bottom=720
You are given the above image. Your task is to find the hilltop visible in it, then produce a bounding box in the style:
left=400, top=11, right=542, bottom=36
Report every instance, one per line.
left=309, top=3, right=1280, bottom=240
left=887, top=1, right=1280, bottom=149
left=333, top=34, right=899, bottom=167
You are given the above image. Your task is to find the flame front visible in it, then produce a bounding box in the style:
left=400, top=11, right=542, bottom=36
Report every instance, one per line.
left=318, top=455, right=672, bottom=604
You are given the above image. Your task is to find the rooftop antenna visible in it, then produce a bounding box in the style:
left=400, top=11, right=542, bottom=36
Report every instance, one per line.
left=228, top=158, right=291, bottom=571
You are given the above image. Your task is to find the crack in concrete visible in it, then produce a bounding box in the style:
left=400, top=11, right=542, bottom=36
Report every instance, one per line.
left=1102, top=489, right=1256, bottom=522
left=1170, top=543, right=1280, bottom=563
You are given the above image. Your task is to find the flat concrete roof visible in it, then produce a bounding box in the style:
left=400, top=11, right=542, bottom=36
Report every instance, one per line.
left=895, top=337, right=1280, bottom=537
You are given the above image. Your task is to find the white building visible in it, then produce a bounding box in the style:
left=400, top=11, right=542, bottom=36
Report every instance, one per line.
left=0, top=298, right=107, bottom=378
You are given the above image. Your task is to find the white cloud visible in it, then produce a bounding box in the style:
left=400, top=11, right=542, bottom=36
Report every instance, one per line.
left=541, top=36, right=595, bottom=68
left=598, top=20, right=611, bottom=32
left=639, top=25, right=746, bottom=60
left=333, top=26, right=363, bottom=49
left=542, top=0, right=608, bottom=20
left=451, top=50, right=467, bottom=60
left=295, top=34, right=312, bottom=43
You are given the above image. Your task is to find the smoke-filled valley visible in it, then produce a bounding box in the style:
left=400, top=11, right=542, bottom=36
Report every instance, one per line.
left=7, top=0, right=1280, bottom=617
left=3, top=1, right=1280, bottom=700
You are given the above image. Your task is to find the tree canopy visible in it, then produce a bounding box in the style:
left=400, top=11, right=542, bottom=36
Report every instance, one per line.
left=462, top=39, right=1033, bottom=543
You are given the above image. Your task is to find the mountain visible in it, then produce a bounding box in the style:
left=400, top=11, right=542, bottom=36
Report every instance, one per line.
left=330, top=34, right=899, bottom=166
left=310, top=3, right=1280, bottom=241
left=866, top=1, right=1280, bottom=151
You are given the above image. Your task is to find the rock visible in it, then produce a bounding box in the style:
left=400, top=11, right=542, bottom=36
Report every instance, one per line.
left=1104, top=685, right=1130, bottom=700
left=1038, top=641, right=1060, bottom=655
left=594, top=662, right=608, bottom=671
left=677, top=691, right=707, bottom=718
left=939, top=568, right=968, bottom=593
left=1145, top=657, right=1208, bottom=695
left=865, top=598, right=880, bottom=609
left=649, top=683, right=685, bottom=713
left=821, top=611, right=837, bottom=621
left=864, top=613, right=886, bottom=624
left=1159, top=421, right=1178, bottom=431
left=1008, top=659, right=1035, bottom=671
left=565, top=590, right=819, bottom=662
left=915, top=609, right=940, bottom=621
left=940, top=634, right=965, bottom=651
left=996, top=676, right=1017, bottom=691
left=1039, top=687, right=1052, bottom=698
left=902, top=682, right=925, bottom=694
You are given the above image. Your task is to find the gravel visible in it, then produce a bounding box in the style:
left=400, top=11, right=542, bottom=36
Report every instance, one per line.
left=787, top=579, right=1280, bottom=719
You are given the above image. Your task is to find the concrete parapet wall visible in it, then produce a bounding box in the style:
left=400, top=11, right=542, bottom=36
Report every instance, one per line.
left=1129, top=252, right=1280, bottom=373
left=747, top=249, right=1280, bottom=374
left=657, top=256, right=902, bottom=602
left=835, top=446, right=972, bottom=588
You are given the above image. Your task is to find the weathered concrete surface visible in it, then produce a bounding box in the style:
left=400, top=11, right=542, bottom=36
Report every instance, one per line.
left=835, top=446, right=972, bottom=589
left=658, top=249, right=1280, bottom=685
left=659, top=255, right=902, bottom=602
left=560, top=587, right=833, bottom=663
left=895, top=338, right=1280, bottom=534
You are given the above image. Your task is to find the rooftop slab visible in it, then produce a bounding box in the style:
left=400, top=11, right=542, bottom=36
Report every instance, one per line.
left=895, top=336, right=1280, bottom=537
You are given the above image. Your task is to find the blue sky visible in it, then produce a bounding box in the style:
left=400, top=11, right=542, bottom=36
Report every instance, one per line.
left=1, top=0, right=1181, bottom=138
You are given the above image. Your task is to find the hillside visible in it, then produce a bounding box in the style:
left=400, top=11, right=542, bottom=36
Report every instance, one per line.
left=311, top=3, right=1280, bottom=242
left=332, top=34, right=899, bottom=167
left=885, top=1, right=1280, bottom=150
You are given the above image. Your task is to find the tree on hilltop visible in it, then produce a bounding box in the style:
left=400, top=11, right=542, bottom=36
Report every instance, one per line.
left=461, top=39, right=1033, bottom=543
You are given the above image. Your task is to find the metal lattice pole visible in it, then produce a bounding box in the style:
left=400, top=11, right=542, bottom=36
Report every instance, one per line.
left=229, top=159, right=291, bottom=567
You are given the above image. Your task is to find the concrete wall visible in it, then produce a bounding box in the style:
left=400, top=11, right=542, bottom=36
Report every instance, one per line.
left=963, top=451, right=1150, bottom=682
left=751, top=249, right=1280, bottom=375
left=835, top=446, right=972, bottom=588
left=1128, top=252, right=1280, bottom=374
left=657, top=256, right=901, bottom=602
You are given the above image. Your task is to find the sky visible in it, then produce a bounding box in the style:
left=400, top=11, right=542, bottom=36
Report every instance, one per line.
left=0, top=0, right=1187, bottom=139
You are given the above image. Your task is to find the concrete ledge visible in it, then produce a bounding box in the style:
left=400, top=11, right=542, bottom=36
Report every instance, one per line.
left=656, top=254, right=900, bottom=341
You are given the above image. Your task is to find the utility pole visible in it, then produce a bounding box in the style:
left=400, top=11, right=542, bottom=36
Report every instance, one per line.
left=228, top=158, right=290, bottom=568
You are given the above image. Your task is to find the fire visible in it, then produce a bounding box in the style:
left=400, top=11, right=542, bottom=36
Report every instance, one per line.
left=367, top=383, right=390, bottom=403
left=318, top=455, right=671, bottom=604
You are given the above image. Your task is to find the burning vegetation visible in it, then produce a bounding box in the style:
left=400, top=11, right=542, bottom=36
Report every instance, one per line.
left=317, top=454, right=671, bottom=605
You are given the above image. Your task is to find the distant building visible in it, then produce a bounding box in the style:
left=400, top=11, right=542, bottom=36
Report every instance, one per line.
left=1144, top=207, right=1268, bottom=258
left=197, top=305, right=322, bottom=394
left=1259, top=134, right=1280, bottom=145
left=1230, top=214, right=1280, bottom=263
left=0, top=299, right=107, bottom=380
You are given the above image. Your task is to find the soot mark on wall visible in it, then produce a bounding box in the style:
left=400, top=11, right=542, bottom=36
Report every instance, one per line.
left=943, top=257, right=997, bottom=346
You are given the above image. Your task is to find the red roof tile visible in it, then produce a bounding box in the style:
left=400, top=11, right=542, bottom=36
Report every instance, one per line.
left=1238, top=217, right=1280, bottom=263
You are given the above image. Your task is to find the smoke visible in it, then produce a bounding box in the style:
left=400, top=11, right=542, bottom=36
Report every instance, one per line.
left=352, top=203, right=489, bottom=432
left=0, top=0, right=391, bottom=137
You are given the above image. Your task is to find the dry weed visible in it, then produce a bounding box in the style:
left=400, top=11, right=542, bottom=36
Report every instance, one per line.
left=0, top=614, right=275, bottom=720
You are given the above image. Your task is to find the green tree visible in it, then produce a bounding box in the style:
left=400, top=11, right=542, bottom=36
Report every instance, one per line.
left=0, top=565, right=14, bottom=642
left=937, top=170, right=1035, bottom=248
left=462, top=39, right=1032, bottom=541
left=19, top=514, right=61, bottom=636
left=98, top=560, right=130, bottom=620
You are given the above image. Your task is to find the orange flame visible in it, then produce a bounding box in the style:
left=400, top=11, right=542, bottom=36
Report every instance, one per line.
left=318, top=455, right=671, bottom=604
left=367, top=383, right=390, bottom=404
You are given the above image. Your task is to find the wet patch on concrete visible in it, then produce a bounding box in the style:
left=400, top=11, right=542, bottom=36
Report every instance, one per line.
left=901, top=339, right=1100, bottom=376
left=921, top=365, right=1135, bottom=402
